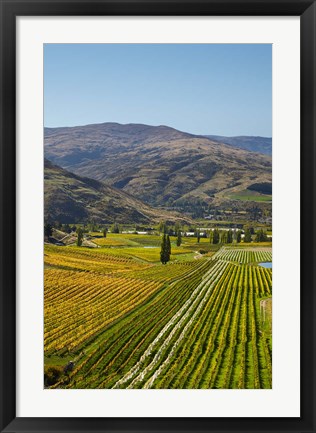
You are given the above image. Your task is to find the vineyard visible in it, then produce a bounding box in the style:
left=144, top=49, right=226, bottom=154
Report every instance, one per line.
left=44, top=241, right=272, bottom=389
left=212, top=247, right=272, bottom=264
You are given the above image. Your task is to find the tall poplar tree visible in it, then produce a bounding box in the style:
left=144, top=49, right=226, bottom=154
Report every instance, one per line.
left=160, top=234, right=171, bottom=264
left=213, top=229, right=220, bottom=244
left=44, top=223, right=53, bottom=238
left=160, top=234, right=166, bottom=264
left=255, top=229, right=268, bottom=242
left=76, top=227, right=83, bottom=246
left=244, top=229, right=252, bottom=243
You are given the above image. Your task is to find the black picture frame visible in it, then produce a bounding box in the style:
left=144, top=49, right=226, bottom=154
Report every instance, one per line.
left=0, top=1, right=315, bottom=432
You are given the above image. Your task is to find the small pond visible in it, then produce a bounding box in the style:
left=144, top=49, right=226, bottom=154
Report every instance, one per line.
left=259, top=262, right=272, bottom=269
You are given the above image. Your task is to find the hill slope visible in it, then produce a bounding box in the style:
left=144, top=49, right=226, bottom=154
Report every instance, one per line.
left=44, top=159, right=184, bottom=224
left=44, top=122, right=272, bottom=208
left=205, top=135, right=272, bottom=155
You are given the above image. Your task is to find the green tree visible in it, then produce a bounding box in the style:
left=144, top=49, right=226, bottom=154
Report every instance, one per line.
left=76, top=227, right=84, bottom=246
left=236, top=230, right=242, bottom=243
left=213, top=229, right=220, bottom=244
left=227, top=229, right=233, bottom=243
left=196, top=229, right=200, bottom=243
left=176, top=229, right=182, bottom=247
left=102, top=227, right=108, bottom=238
left=111, top=222, right=120, bottom=233
left=44, top=365, right=63, bottom=387
left=209, top=230, right=213, bottom=244
left=244, top=229, right=252, bottom=243
left=255, top=229, right=268, bottom=242
left=88, top=221, right=97, bottom=232
left=160, top=234, right=171, bottom=264
left=160, top=234, right=166, bottom=264
left=44, top=223, right=53, bottom=238
left=63, top=223, right=71, bottom=234
left=167, top=227, right=174, bottom=236
left=220, top=231, right=227, bottom=244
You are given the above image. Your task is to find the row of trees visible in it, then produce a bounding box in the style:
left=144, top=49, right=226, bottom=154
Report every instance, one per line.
left=255, top=229, right=269, bottom=242
left=158, top=221, right=267, bottom=242
left=159, top=229, right=268, bottom=265
left=45, top=218, right=269, bottom=250
left=44, top=222, right=114, bottom=238
left=210, top=229, right=242, bottom=244
left=44, top=221, right=117, bottom=236
left=209, top=228, right=268, bottom=244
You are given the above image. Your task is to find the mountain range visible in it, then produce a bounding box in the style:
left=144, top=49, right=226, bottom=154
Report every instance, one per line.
left=205, top=135, right=272, bottom=155
left=44, top=122, right=272, bottom=211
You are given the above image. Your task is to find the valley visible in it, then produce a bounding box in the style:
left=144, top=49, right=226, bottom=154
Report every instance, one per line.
left=44, top=121, right=272, bottom=390
left=45, top=122, right=272, bottom=219
left=44, top=231, right=272, bottom=389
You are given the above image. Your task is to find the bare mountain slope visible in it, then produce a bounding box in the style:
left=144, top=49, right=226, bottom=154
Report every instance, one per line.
left=45, top=122, right=272, bottom=208
left=205, top=135, right=272, bottom=155
left=44, top=158, right=185, bottom=224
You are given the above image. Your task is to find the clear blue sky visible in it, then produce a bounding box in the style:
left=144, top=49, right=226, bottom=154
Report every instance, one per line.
left=44, top=44, right=272, bottom=137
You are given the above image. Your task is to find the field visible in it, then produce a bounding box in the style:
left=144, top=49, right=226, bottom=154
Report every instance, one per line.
left=44, top=234, right=272, bottom=389
left=227, top=189, right=272, bottom=202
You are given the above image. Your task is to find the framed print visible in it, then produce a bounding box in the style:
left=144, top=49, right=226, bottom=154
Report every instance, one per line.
left=0, top=1, right=315, bottom=433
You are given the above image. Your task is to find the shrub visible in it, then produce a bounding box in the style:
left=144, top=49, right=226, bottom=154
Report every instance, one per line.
left=44, top=365, right=63, bottom=387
